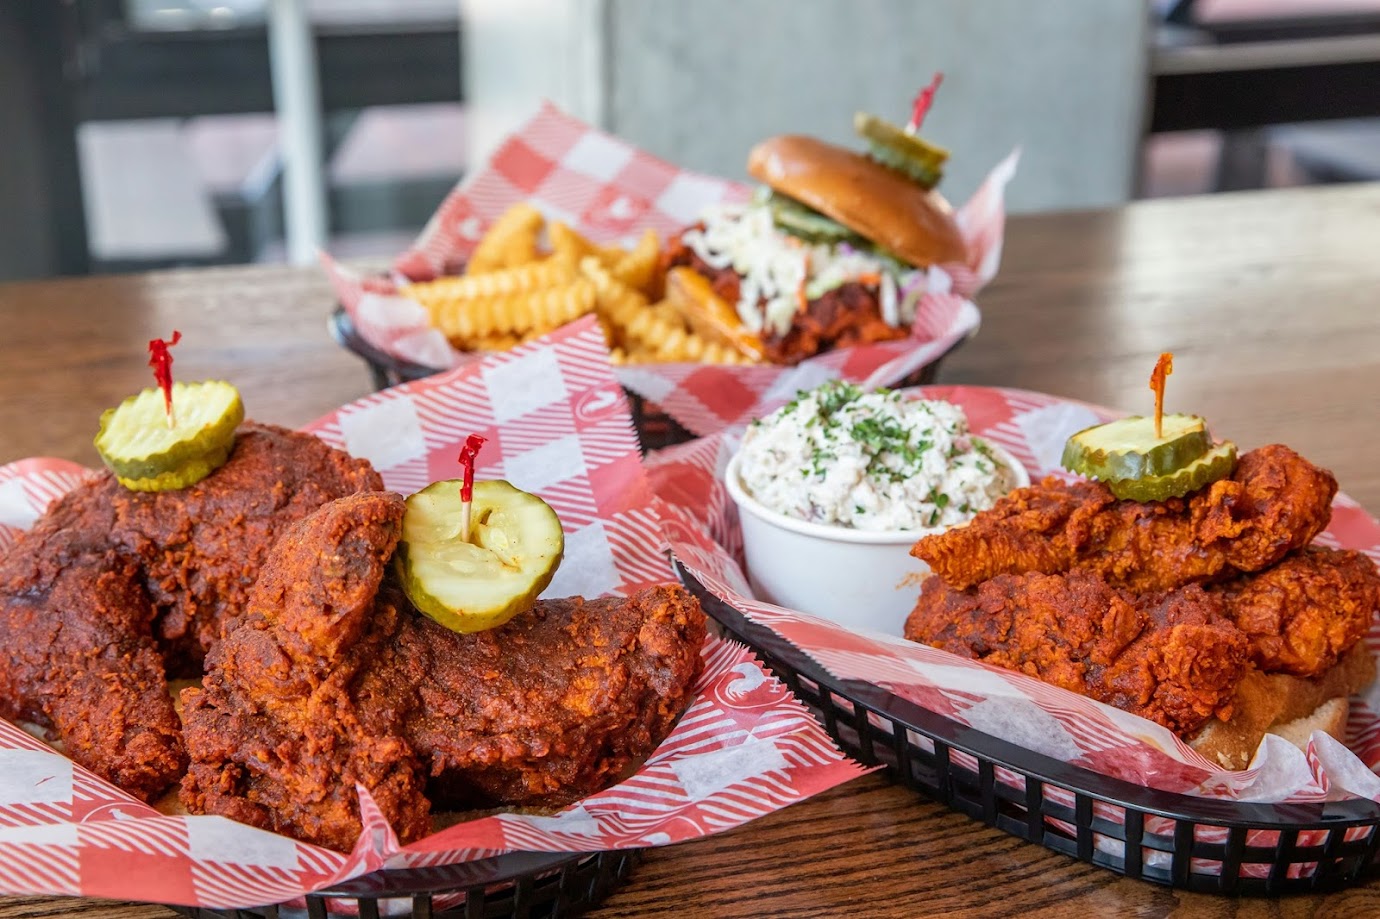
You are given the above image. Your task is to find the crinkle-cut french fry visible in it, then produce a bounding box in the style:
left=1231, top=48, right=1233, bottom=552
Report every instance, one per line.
left=549, top=221, right=597, bottom=264
left=429, top=279, right=596, bottom=341
left=452, top=328, right=551, bottom=351
left=579, top=256, right=647, bottom=343
left=401, top=257, right=576, bottom=305
left=609, top=343, right=662, bottom=365
left=611, top=337, right=753, bottom=365
left=467, top=203, right=544, bottom=274
left=610, top=229, right=661, bottom=296
left=647, top=325, right=757, bottom=364
left=450, top=332, right=525, bottom=352
left=594, top=243, right=629, bottom=267
left=648, top=299, right=687, bottom=329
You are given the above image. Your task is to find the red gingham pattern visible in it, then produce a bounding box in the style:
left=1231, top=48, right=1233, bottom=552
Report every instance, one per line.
left=647, top=385, right=1380, bottom=817
left=324, top=103, right=1015, bottom=435
left=0, top=319, right=867, bottom=908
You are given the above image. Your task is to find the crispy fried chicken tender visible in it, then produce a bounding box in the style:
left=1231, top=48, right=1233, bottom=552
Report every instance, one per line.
left=904, top=570, right=1250, bottom=735
left=182, top=493, right=707, bottom=850
left=1212, top=547, right=1380, bottom=678
left=913, top=445, right=1337, bottom=593
left=0, top=424, right=382, bottom=801
left=0, top=493, right=185, bottom=801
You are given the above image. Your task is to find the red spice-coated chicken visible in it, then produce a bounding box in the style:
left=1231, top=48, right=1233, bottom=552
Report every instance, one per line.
left=912, top=444, right=1338, bottom=594
left=181, top=493, right=707, bottom=851
left=1210, top=547, right=1380, bottom=678
left=109, top=424, right=384, bottom=670
left=904, top=569, right=1250, bottom=736
left=0, top=424, right=382, bottom=802
left=0, top=493, right=185, bottom=802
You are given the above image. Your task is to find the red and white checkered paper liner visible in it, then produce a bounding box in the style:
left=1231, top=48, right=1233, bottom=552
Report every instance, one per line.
left=0, top=318, right=868, bottom=909
left=323, top=101, right=1016, bottom=435
left=647, top=384, right=1380, bottom=874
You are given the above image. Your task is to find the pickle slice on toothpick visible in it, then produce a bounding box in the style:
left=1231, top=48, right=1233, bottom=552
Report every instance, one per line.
left=1106, top=441, right=1238, bottom=502
left=1061, top=414, right=1212, bottom=482
left=396, top=479, right=564, bottom=633
left=94, top=380, right=243, bottom=492
left=853, top=112, right=949, bottom=188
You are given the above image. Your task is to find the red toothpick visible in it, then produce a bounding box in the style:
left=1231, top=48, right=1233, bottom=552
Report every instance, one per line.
left=1149, top=352, right=1174, bottom=440
left=147, top=331, right=182, bottom=428
left=907, top=72, right=944, bottom=135
left=457, top=433, right=486, bottom=542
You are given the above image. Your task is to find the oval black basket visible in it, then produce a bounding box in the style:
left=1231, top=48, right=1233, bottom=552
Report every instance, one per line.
left=329, top=307, right=964, bottom=452
left=675, top=562, right=1380, bottom=896
left=171, top=848, right=640, bottom=918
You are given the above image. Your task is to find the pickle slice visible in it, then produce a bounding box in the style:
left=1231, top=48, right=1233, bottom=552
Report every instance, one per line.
left=1061, top=414, right=1212, bottom=482
left=766, top=192, right=863, bottom=245
left=1107, top=441, right=1238, bottom=502
left=854, top=112, right=949, bottom=188
left=396, top=479, right=564, bottom=634
left=95, top=380, right=244, bottom=492
left=863, top=141, right=945, bottom=189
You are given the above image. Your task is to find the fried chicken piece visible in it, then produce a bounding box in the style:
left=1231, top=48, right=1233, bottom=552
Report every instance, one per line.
left=904, top=570, right=1250, bottom=735
left=913, top=444, right=1337, bottom=593
left=182, top=493, right=707, bottom=850
left=180, top=493, right=430, bottom=850
left=110, top=423, right=383, bottom=671
left=1212, top=547, right=1380, bottom=678
left=0, top=423, right=382, bottom=802
left=377, top=581, right=707, bottom=811
left=0, top=489, right=185, bottom=801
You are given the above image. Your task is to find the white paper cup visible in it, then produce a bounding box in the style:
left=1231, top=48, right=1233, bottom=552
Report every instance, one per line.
left=724, top=446, right=1030, bottom=635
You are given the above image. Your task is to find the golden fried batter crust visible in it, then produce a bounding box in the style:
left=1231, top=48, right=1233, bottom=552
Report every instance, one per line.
left=905, top=570, right=1250, bottom=735
left=1212, top=547, right=1380, bottom=677
left=913, top=444, right=1337, bottom=594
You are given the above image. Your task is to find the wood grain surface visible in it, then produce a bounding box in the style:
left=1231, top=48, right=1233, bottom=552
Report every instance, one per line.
left=1, top=182, right=1379, bottom=917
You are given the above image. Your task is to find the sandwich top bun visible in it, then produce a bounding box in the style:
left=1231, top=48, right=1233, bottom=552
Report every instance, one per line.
left=747, top=134, right=968, bottom=269
left=1189, top=641, right=1375, bottom=770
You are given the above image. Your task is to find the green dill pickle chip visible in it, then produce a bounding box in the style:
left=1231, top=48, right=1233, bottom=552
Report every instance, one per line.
left=853, top=112, right=948, bottom=188
left=1061, top=414, right=1211, bottom=482
left=1107, top=441, right=1238, bottom=502
left=396, top=479, right=564, bottom=634
left=95, top=381, right=243, bottom=493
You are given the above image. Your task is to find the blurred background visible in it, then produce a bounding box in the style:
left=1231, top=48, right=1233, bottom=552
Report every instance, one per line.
left=3, top=0, right=1379, bottom=281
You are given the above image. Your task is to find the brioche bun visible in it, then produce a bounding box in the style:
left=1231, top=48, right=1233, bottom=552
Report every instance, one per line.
left=1189, top=642, right=1375, bottom=770
left=747, top=135, right=968, bottom=269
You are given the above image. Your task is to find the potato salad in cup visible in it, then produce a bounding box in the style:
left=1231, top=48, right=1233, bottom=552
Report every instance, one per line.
left=725, top=381, right=1027, bottom=633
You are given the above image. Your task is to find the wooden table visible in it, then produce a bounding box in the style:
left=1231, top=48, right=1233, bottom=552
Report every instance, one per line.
left=2, top=183, right=1380, bottom=917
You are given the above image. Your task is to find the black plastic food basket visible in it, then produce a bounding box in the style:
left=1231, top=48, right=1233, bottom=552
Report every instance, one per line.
left=329, top=308, right=960, bottom=452
left=675, top=562, right=1380, bottom=895
left=171, top=848, right=640, bottom=919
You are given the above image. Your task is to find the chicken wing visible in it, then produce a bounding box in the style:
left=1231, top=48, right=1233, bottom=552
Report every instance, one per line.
left=904, top=570, right=1250, bottom=735
left=913, top=444, right=1337, bottom=593
left=1212, top=547, right=1380, bottom=678
left=181, top=493, right=707, bottom=850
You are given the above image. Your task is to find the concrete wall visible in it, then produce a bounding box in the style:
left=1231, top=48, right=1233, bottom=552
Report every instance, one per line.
left=604, top=0, right=1148, bottom=212
left=462, top=0, right=1150, bottom=213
